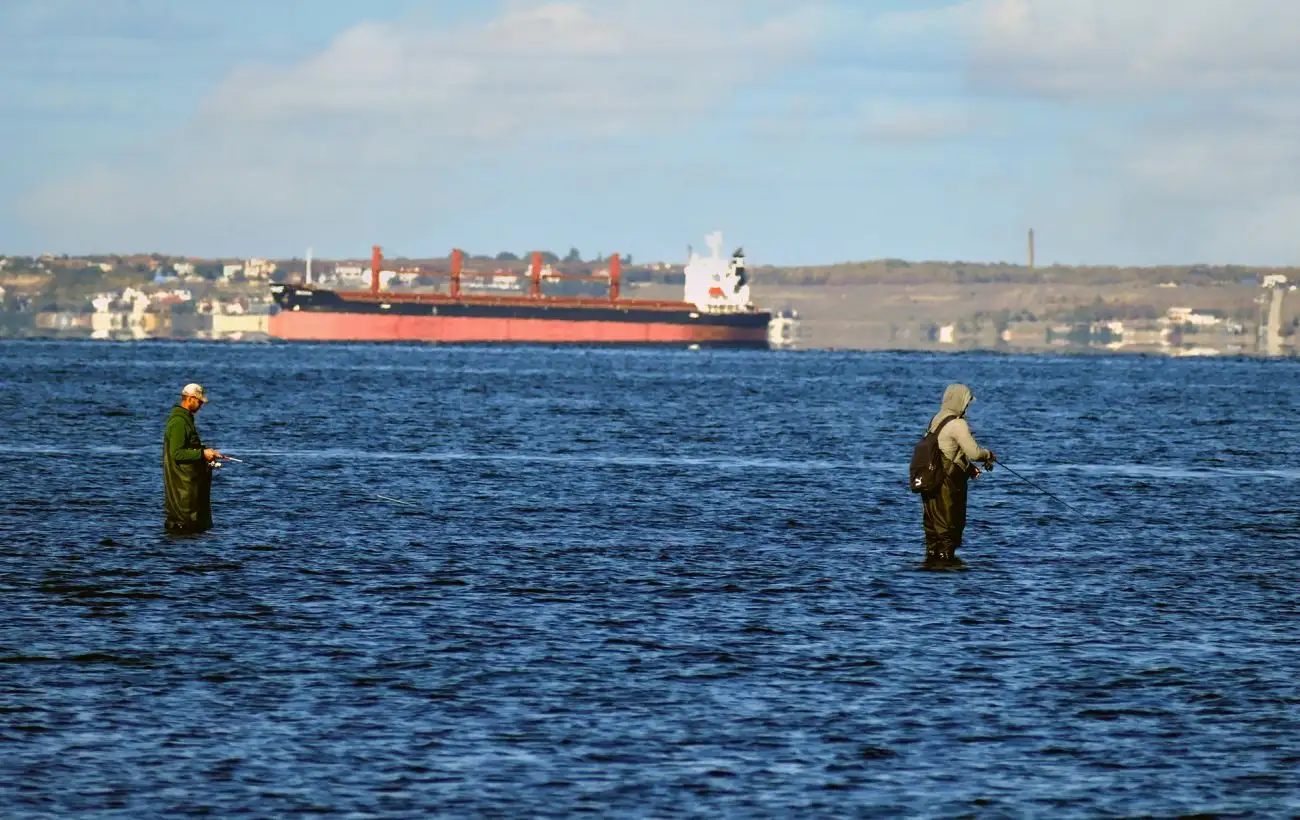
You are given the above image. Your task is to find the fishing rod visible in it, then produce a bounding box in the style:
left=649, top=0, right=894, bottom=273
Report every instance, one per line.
left=216, top=455, right=423, bottom=508
left=991, top=458, right=1081, bottom=514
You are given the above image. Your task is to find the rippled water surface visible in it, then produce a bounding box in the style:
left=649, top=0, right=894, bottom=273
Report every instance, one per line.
left=2, top=341, right=1298, bottom=817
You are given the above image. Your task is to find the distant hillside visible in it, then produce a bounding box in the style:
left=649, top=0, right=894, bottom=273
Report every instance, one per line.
left=752, top=260, right=1290, bottom=287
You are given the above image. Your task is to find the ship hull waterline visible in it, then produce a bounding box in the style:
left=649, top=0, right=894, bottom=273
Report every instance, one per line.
left=268, top=310, right=771, bottom=348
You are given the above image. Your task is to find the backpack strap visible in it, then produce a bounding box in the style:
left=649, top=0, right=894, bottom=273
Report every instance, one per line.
left=930, top=414, right=957, bottom=436
left=931, top=414, right=959, bottom=476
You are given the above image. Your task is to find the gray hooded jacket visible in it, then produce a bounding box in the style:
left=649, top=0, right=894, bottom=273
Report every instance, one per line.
left=927, top=383, right=992, bottom=471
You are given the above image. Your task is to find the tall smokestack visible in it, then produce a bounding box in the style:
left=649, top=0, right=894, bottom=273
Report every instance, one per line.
left=1028, top=229, right=1036, bottom=270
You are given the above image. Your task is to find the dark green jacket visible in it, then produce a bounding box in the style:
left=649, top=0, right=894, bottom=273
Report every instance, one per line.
left=162, top=405, right=212, bottom=533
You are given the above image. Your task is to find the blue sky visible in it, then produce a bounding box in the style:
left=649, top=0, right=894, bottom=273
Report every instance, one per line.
left=3, top=0, right=1298, bottom=266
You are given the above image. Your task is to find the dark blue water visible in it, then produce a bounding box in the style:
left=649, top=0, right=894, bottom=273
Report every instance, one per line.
left=1, top=341, right=1298, bottom=817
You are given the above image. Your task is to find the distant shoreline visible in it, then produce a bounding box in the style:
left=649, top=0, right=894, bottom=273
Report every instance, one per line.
left=1, top=253, right=1294, bottom=355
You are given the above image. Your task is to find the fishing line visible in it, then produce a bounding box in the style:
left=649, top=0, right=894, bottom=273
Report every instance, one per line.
left=218, top=455, right=423, bottom=509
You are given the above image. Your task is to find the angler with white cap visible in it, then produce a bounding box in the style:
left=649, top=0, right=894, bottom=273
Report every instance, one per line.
left=162, top=383, right=224, bottom=534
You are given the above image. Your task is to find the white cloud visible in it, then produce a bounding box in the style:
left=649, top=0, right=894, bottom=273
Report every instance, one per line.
left=745, top=96, right=980, bottom=145
left=858, top=101, right=977, bottom=141
left=1095, top=103, right=1300, bottom=261
left=202, top=2, right=822, bottom=135
left=877, top=0, right=1300, bottom=263
left=882, top=0, right=1300, bottom=98
left=0, top=0, right=201, bottom=42
left=21, top=0, right=828, bottom=253
left=964, top=0, right=1300, bottom=97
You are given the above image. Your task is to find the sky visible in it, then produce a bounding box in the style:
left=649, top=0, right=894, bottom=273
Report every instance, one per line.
left=3, top=0, right=1299, bottom=266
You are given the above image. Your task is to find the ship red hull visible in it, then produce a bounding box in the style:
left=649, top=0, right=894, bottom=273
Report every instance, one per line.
left=268, top=311, right=769, bottom=346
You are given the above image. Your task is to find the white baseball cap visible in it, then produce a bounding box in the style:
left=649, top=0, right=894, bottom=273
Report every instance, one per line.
left=181, top=383, right=209, bottom=403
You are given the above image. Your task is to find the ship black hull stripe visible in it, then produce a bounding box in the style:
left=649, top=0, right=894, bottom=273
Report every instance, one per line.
left=272, top=294, right=772, bottom=327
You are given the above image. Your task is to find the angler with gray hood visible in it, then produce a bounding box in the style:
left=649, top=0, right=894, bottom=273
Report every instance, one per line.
left=921, top=383, right=995, bottom=566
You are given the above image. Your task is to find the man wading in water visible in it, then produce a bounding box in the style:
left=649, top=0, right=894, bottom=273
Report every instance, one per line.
left=163, top=383, right=224, bottom=534
left=922, top=383, right=995, bottom=568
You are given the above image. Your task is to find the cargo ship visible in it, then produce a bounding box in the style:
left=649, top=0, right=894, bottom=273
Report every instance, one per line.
left=268, top=232, right=774, bottom=347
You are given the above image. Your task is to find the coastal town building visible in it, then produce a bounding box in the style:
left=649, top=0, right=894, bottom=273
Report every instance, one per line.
left=243, top=258, right=277, bottom=279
